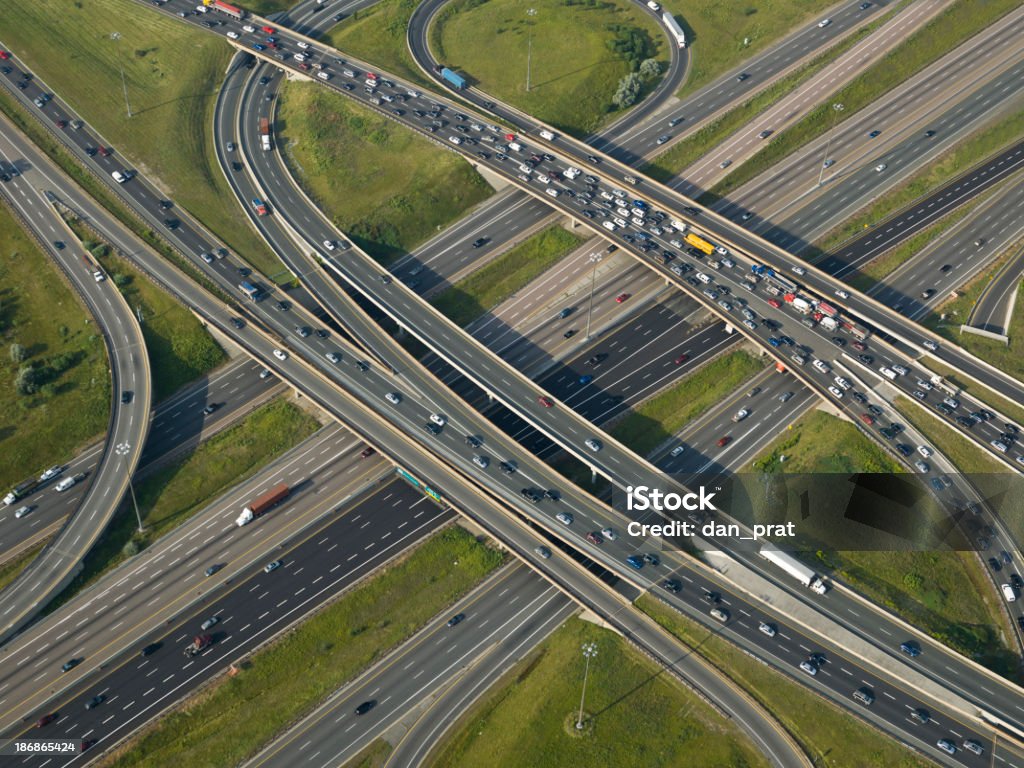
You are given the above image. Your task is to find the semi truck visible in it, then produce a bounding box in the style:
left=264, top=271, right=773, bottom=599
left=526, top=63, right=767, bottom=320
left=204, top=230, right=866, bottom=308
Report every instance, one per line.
left=3, top=478, right=39, bottom=506
left=684, top=232, right=715, bottom=255
left=440, top=67, right=466, bottom=90
left=238, top=281, right=261, bottom=301
left=236, top=482, right=289, bottom=526
left=203, top=0, right=246, bottom=19
left=259, top=117, right=272, bottom=151
left=662, top=11, right=686, bottom=48
left=183, top=634, right=212, bottom=657
left=760, top=545, right=828, bottom=594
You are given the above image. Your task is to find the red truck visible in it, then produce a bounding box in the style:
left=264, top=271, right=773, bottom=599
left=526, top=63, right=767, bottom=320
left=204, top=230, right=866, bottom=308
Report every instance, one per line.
left=236, top=483, right=289, bottom=526
left=183, top=634, right=212, bottom=657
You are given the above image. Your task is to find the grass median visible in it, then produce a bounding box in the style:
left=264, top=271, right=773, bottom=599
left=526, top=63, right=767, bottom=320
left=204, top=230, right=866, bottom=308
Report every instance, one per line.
left=96, top=526, right=505, bottom=768
left=48, top=398, right=320, bottom=612
left=0, top=541, right=48, bottom=593
left=430, top=0, right=665, bottom=137
left=328, top=0, right=435, bottom=89
left=429, top=616, right=769, bottom=768
left=640, top=597, right=934, bottom=768
left=431, top=226, right=585, bottom=326
left=612, top=349, right=765, bottom=456
left=704, top=0, right=1021, bottom=202
left=277, top=81, right=492, bottom=263
left=0, top=201, right=110, bottom=495
left=1, top=0, right=282, bottom=280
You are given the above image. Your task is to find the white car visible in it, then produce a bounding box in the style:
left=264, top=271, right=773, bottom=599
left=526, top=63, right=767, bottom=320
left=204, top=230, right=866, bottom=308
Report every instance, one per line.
left=991, top=440, right=1008, bottom=453
left=200, top=616, right=219, bottom=631
left=600, top=527, right=618, bottom=541
left=922, top=340, right=938, bottom=351
left=812, top=359, right=831, bottom=374
left=323, top=240, right=336, bottom=251
left=833, top=377, right=851, bottom=391
left=385, top=392, right=401, bottom=405
left=556, top=512, right=573, bottom=526
left=914, top=460, right=930, bottom=473
left=273, top=349, right=288, bottom=361
left=39, top=465, right=64, bottom=482
left=585, top=439, right=602, bottom=452
left=758, top=622, right=776, bottom=637
left=891, top=364, right=909, bottom=376
left=14, top=506, right=31, bottom=519
left=55, top=476, right=77, bottom=492
left=875, top=163, right=887, bottom=172
left=827, top=386, right=844, bottom=399
left=818, top=18, right=831, bottom=27
left=226, top=30, right=239, bottom=39
left=111, top=170, right=129, bottom=183
left=835, top=289, right=849, bottom=299
left=917, top=445, right=932, bottom=457
left=732, top=409, right=749, bottom=422
left=325, top=352, right=340, bottom=364
left=792, top=266, right=806, bottom=276
left=93, top=270, right=106, bottom=282
left=670, top=445, right=685, bottom=457
left=916, top=379, right=932, bottom=390
left=714, top=245, right=729, bottom=257
left=430, top=413, right=447, bottom=426
left=799, top=660, right=818, bottom=676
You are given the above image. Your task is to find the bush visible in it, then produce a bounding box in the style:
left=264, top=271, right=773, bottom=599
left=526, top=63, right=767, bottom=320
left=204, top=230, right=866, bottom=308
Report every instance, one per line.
left=9, top=343, right=25, bottom=363
left=15, top=365, right=40, bottom=395
left=612, top=72, right=642, bottom=108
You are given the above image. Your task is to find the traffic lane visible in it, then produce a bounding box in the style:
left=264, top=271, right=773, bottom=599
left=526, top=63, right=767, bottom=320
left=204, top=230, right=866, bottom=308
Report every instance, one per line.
left=4, top=483, right=451, bottom=761
left=252, top=566, right=570, bottom=768
left=970, top=258, right=1024, bottom=335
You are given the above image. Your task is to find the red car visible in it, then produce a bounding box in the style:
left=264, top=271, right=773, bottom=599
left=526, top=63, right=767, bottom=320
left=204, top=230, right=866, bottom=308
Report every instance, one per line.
left=36, top=713, right=58, bottom=728
left=859, top=413, right=875, bottom=425
left=767, top=298, right=781, bottom=309
left=852, top=341, right=867, bottom=351
left=538, top=396, right=554, bottom=408
left=251, top=197, right=269, bottom=216
left=716, top=436, right=731, bottom=447
left=615, top=293, right=630, bottom=304
left=674, top=354, right=688, bottom=365
left=261, top=26, right=275, bottom=33
left=360, top=447, right=375, bottom=458
left=98, top=146, right=111, bottom=157
left=0, top=51, right=10, bottom=60
left=56, top=119, right=67, bottom=128
left=586, top=531, right=604, bottom=545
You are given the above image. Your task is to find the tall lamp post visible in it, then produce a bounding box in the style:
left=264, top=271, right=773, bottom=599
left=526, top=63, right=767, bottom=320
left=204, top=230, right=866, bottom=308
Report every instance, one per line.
left=585, top=253, right=602, bottom=340
left=576, top=641, right=598, bottom=730
left=110, top=32, right=133, bottom=119
left=525, top=8, right=537, bottom=92
left=816, top=102, right=843, bottom=186
left=115, top=442, right=144, bottom=533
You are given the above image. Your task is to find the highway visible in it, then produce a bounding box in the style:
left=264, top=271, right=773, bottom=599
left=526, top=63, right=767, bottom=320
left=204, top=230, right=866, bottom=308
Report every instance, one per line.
left=0, top=117, right=152, bottom=644
left=0, top=358, right=280, bottom=567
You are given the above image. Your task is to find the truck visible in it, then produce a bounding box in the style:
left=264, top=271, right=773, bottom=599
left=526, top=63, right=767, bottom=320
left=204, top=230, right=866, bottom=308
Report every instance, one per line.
left=259, top=117, right=272, bottom=151
left=662, top=11, right=686, bottom=48
left=669, top=218, right=688, bottom=233
left=236, top=482, right=289, bottom=527
left=183, top=634, right=213, bottom=657
left=203, top=0, right=245, bottom=19
left=819, top=316, right=838, bottom=332
left=816, top=301, right=838, bottom=318
left=3, top=478, right=38, bottom=506
left=760, top=545, right=828, bottom=594
left=684, top=232, right=715, bottom=255
left=440, top=67, right=466, bottom=90
left=790, top=297, right=812, bottom=314
left=238, top=281, right=261, bottom=301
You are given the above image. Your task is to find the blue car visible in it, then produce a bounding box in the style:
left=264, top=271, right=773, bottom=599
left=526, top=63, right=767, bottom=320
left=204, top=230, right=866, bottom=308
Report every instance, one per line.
left=579, top=375, right=593, bottom=385
left=252, top=43, right=266, bottom=51
left=626, top=555, right=644, bottom=570
left=768, top=337, right=781, bottom=348
left=265, top=36, right=277, bottom=43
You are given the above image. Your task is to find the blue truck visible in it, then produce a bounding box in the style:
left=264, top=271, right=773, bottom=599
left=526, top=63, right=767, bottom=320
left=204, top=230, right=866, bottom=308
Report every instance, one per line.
left=441, top=67, right=466, bottom=90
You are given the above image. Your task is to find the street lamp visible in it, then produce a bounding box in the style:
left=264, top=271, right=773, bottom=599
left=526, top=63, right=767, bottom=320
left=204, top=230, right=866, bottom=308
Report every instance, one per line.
left=525, top=8, right=537, bottom=93
left=576, top=641, right=598, bottom=730
left=816, top=102, right=843, bottom=186
left=110, top=32, right=133, bottom=119
left=115, top=442, right=144, bottom=532
left=585, top=253, right=602, bottom=339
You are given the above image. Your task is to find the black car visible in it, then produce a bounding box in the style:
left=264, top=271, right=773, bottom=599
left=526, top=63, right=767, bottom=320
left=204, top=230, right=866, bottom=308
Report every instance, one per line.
left=164, top=218, right=180, bottom=230
left=1011, top=574, right=1023, bottom=590
left=857, top=354, right=873, bottom=364
left=140, top=642, right=162, bottom=657
left=202, top=403, right=218, bottom=416
left=895, top=444, right=912, bottom=457
left=702, top=591, right=720, bottom=604
left=85, top=695, right=105, bottom=710
left=499, top=461, right=517, bottom=475
left=204, top=564, right=222, bottom=577
left=736, top=73, right=749, bottom=82
left=354, top=701, right=375, bottom=715
left=465, top=435, right=482, bottom=448
left=988, top=557, right=1002, bottom=571
left=159, top=199, right=173, bottom=209
left=867, top=404, right=883, bottom=416
left=543, top=489, right=560, bottom=501
left=230, top=317, right=244, bottom=329
left=275, top=301, right=289, bottom=312
left=62, top=658, right=81, bottom=673
left=661, top=579, right=681, bottom=593
left=424, top=423, right=441, bottom=436
left=563, top=329, right=576, bottom=339
left=446, top=613, right=465, bottom=628
left=120, top=391, right=132, bottom=404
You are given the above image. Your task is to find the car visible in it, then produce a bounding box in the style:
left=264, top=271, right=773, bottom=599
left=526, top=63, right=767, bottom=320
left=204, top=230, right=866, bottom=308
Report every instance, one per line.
left=471, top=237, right=488, bottom=248
left=767, top=298, right=781, bottom=309
left=543, top=489, right=560, bottom=502
left=736, top=73, right=749, bottom=82
left=988, top=557, right=1002, bottom=572
left=585, top=439, right=602, bottom=452
left=200, top=616, right=219, bottom=631
left=661, top=579, right=681, bottom=593
left=626, top=555, right=644, bottom=570
left=670, top=445, right=686, bottom=457
left=600, top=527, right=618, bottom=541
left=834, top=289, right=850, bottom=300
left=472, top=454, right=489, bottom=469
left=62, top=658, right=80, bottom=673
left=779, top=391, right=794, bottom=403
left=251, top=198, right=268, bottom=215
left=868, top=130, right=881, bottom=138
left=429, top=413, right=447, bottom=427
left=586, top=531, right=604, bottom=545
left=272, top=349, right=288, bottom=361
left=827, top=386, right=844, bottom=399
left=615, top=293, right=630, bottom=303
left=822, top=158, right=835, bottom=169
left=204, top=564, right=223, bottom=577
left=799, top=660, right=818, bottom=676
left=354, top=701, right=375, bottom=715
left=817, top=18, right=831, bottom=27
left=556, top=512, right=573, bottom=526
left=732, top=409, right=749, bottom=422
left=910, top=708, right=930, bottom=723
left=93, top=270, right=106, bottom=282
left=538, top=396, right=554, bottom=408
left=831, top=336, right=846, bottom=347
left=14, top=505, right=32, bottom=519
left=578, top=375, right=593, bottom=385
left=758, top=621, right=777, bottom=637
left=716, top=436, right=731, bottom=447
left=40, top=465, right=64, bottom=482
left=36, top=713, right=58, bottom=728
left=668, top=117, right=683, bottom=127
left=643, top=553, right=660, bottom=566
left=120, top=390, right=132, bottom=405
left=656, top=134, right=671, bottom=145
left=875, top=163, right=887, bottom=172
left=674, top=354, right=688, bottom=365
left=936, top=739, right=957, bottom=755
left=962, top=740, right=983, bottom=756
left=499, top=461, right=517, bottom=475
left=424, top=423, right=441, bottom=436
left=701, top=591, right=720, bottom=604
left=852, top=341, right=867, bottom=352
left=792, top=266, right=806, bottom=275
left=758, top=129, right=773, bottom=139
left=534, top=546, right=552, bottom=559
left=719, top=159, right=732, bottom=169
left=446, top=613, right=465, bottom=628
left=940, top=263, right=952, bottom=273
left=899, top=641, right=921, bottom=657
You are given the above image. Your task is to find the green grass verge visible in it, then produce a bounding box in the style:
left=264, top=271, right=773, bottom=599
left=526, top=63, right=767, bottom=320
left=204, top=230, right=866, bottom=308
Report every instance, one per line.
left=48, top=398, right=320, bottom=613
left=662, top=0, right=836, bottom=99
left=96, top=526, right=505, bottom=768
left=640, top=597, right=934, bottom=768
left=244, top=0, right=294, bottom=14
left=277, top=81, right=492, bottom=263
left=0, top=203, right=110, bottom=494
left=2, top=0, right=283, bottom=281
left=612, top=349, right=765, bottom=456
left=431, top=0, right=666, bottom=137
left=752, top=410, right=903, bottom=474
left=703, top=0, right=1021, bottom=203
left=816, top=106, right=1024, bottom=254
left=62, top=214, right=225, bottom=401
left=430, top=617, right=768, bottom=768
left=0, top=540, right=48, bottom=593
left=346, top=739, right=392, bottom=768
left=327, top=0, right=435, bottom=89
left=643, top=20, right=877, bottom=183
left=431, top=226, right=585, bottom=326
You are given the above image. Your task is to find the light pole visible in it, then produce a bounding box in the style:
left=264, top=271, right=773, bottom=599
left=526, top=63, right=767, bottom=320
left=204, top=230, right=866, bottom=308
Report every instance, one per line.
left=576, top=641, right=598, bottom=730
left=525, top=8, right=537, bottom=92
left=585, top=253, right=602, bottom=339
left=115, top=442, right=144, bottom=532
left=110, top=32, right=133, bottom=119
left=816, top=102, right=843, bottom=186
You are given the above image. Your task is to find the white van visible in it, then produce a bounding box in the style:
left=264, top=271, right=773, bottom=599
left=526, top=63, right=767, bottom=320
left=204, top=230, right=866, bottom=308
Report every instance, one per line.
left=539, top=129, right=555, bottom=140
left=695, top=272, right=712, bottom=284
left=111, top=170, right=128, bottom=183
left=55, top=476, right=77, bottom=492
left=1001, top=583, right=1017, bottom=602
left=879, top=366, right=898, bottom=380
left=508, top=141, right=522, bottom=152
left=602, top=221, right=617, bottom=232
left=293, top=53, right=307, bottom=62
left=316, top=71, right=331, bottom=81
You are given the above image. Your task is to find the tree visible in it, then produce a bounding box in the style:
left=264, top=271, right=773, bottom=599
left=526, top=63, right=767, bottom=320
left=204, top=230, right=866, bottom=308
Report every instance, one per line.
left=612, top=72, right=643, bottom=109
left=639, top=58, right=661, bottom=80
left=9, top=343, right=25, bottom=363
left=15, top=365, right=40, bottom=395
